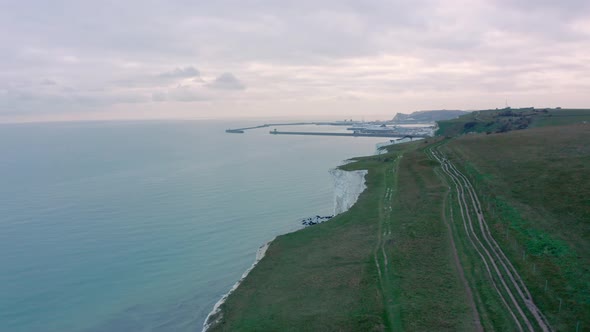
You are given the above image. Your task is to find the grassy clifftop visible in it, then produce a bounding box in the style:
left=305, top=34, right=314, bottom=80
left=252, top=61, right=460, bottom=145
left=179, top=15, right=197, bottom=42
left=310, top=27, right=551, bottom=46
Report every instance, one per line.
left=436, top=108, right=590, bottom=136
left=209, top=140, right=479, bottom=331
left=441, top=124, right=590, bottom=330
left=209, top=117, right=589, bottom=331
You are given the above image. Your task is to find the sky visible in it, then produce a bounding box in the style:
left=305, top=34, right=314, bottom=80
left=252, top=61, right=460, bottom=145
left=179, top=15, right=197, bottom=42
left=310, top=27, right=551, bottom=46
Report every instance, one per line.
left=1, top=0, right=589, bottom=123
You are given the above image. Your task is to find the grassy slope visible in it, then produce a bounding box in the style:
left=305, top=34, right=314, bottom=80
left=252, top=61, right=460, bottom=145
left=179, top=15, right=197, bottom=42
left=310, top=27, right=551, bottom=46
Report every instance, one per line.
left=532, top=109, right=590, bottom=128
left=211, top=155, right=387, bottom=332
left=211, top=141, right=476, bottom=331
left=436, top=108, right=590, bottom=137
left=440, top=124, right=590, bottom=330
left=384, top=142, right=476, bottom=331
left=428, top=141, right=520, bottom=331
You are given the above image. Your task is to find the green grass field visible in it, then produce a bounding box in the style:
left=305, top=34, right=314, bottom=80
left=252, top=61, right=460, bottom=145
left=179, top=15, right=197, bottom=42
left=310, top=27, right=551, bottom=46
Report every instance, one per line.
left=380, top=142, right=477, bottom=331
left=436, top=108, right=590, bottom=136
left=210, top=120, right=589, bottom=331
left=440, top=124, right=590, bottom=330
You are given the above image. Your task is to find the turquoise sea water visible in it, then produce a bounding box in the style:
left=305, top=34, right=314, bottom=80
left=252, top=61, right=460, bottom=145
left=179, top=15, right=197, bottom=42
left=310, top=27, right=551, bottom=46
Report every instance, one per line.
left=0, top=120, right=386, bottom=332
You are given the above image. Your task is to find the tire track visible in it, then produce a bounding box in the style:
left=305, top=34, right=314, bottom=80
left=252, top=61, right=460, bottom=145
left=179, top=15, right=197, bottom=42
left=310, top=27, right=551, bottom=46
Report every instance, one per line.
left=435, top=167, right=484, bottom=332
left=444, top=157, right=553, bottom=331
left=429, top=146, right=552, bottom=332
left=430, top=148, right=526, bottom=331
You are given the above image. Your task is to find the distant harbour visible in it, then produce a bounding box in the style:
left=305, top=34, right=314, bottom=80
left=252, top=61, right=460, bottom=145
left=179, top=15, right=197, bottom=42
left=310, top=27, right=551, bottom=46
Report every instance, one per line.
left=225, top=120, right=436, bottom=138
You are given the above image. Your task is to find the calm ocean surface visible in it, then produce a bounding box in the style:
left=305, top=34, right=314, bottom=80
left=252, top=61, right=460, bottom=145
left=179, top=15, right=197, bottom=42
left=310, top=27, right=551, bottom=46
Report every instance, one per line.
left=0, top=120, right=387, bottom=332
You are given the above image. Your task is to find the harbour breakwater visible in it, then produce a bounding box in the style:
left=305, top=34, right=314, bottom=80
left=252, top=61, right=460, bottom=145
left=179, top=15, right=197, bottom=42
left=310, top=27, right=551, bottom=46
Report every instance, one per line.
left=269, top=129, right=429, bottom=139
left=201, top=168, right=368, bottom=331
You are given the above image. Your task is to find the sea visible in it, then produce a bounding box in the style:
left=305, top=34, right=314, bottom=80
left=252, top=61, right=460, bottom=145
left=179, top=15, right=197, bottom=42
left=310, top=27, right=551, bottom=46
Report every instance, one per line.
left=0, top=120, right=388, bottom=332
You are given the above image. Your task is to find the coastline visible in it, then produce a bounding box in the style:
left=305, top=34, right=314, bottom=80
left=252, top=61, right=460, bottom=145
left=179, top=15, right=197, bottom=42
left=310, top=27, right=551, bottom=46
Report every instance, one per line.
left=201, top=239, right=273, bottom=332
left=201, top=168, right=369, bottom=331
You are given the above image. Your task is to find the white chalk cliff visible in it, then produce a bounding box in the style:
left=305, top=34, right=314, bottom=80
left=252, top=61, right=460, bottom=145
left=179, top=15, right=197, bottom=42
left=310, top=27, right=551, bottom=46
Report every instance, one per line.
left=330, top=168, right=368, bottom=215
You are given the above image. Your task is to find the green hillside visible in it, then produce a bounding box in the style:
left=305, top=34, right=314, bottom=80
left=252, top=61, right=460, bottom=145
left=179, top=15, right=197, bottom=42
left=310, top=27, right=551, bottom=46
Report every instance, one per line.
left=208, top=117, right=589, bottom=331
left=436, top=108, right=590, bottom=136
left=440, top=124, right=590, bottom=331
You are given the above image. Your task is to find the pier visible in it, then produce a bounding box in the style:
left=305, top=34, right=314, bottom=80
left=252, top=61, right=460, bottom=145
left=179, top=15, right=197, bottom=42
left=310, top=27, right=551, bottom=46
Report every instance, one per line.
left=225, top=121, right=362, bottom=134
left=225, top=124, right=270, bottom=133
left=225, top=121, right=433, bottom=139
left=269, top=130, right=427, bottom=139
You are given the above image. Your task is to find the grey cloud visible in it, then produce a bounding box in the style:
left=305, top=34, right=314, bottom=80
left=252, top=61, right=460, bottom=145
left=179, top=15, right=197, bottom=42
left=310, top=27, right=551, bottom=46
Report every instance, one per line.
left=207, top=73, right=245, bottom=90
left=150, top=86, right=211, bottom=103
left=0, top=86, right=148, bottom=112
left=1, top=0, right=589, bottom=120
left=1, top=0, right=586, bottom=65
left=40, top=79, right=57, bottom=85
left=152, top=91, right=167, bottom=102
left=158, top=66, right=200, bottom=79
left=492, top=0, right=590, bottom=17
left=111, top=66, right=202, bottom=89
left=71, top=93, right=148, bottom=107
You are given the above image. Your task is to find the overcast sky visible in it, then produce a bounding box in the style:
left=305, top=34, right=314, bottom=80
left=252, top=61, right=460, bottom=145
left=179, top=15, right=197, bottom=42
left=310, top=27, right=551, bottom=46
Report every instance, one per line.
left=1, top=0, right=589, bottom=122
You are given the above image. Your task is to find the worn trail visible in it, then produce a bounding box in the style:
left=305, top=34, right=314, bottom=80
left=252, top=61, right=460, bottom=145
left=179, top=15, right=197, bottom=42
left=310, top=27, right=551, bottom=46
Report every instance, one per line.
left=374, top=156, right=400, bottom=329
left=434, top=165, right=484, bottom=332
left=429, top=146, right=552, bottom=332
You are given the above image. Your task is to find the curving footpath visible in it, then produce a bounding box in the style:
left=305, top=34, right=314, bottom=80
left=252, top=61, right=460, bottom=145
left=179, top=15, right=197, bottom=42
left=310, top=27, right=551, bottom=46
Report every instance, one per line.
left=428, top=146, right=552, bottom=332
left=374, top=156, right=400, bottom=328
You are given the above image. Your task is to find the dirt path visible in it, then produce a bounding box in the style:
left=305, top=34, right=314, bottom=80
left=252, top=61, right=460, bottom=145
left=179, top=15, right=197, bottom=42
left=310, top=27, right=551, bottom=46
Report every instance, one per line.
left=429, top=146, right=552, bottom=332
left=373, top=156, right=401, bottom=329
left=445, top=157, right=553, bottom=331
left=430, top=147, right=527, bottom=331
left=437, top=169, right=484, bottom=332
